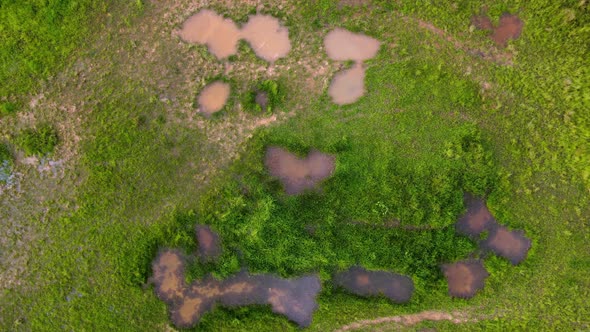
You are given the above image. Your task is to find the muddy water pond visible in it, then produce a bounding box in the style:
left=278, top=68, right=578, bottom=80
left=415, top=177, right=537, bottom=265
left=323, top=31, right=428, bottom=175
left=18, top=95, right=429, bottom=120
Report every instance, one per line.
left=328, top=64, right=366, bottom=105
left=265, top=146, right=336, bottom=195
left=324, top=28, right=380, bottom=62
left=472, top=13, right=523, bottom=47
left=442, top=260, right=488, bottom=298
left=195, top=225, right=221, bottom=262
left=482, top=226, right=531, bottom=265
left=197, top=81, right=230, bottom=116
left=455, top=194, right=498, bottom=237
left=333, top=266, right=414, bottom=303
left=241, top=15, right=291, bottom=63
left=179, top=9, right=241, bottom=59
left=152, top=250, right=321, bottom=328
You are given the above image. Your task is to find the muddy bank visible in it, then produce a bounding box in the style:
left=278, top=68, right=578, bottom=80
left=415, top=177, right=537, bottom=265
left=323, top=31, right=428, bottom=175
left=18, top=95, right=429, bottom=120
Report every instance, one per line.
left=455, top=194, right=498, bottom=237
left=241, top=15, right=291, bottom=63
left=442, top=260, right=488, bottom=298
left=197, top=81, right=230, bottom=116
left=333, top=266, right=414, bottom=303
left=265, top=146, right=335, bottom=195
left=328, top=64, right=366, bottom=105
left=472, top=13, right=523, bottom=47
left=324, top=28, right=380, bottom=62
left=482, top=226, right=531, bottom=265
left=152, top=250, right=321, bottom=328
left=179, top=10, right=291, bottom=62
left=195, top=225, right=221, bottom=262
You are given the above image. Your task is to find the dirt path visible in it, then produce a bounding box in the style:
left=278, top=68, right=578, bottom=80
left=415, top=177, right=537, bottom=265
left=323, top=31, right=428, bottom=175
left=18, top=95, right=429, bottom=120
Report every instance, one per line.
left=334, top=310, right=476, bottom=331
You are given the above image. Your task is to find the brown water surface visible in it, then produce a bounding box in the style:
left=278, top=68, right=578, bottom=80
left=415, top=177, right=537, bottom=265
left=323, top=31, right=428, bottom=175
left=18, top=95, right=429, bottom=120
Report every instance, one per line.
left=482, top=226, right=531, bottom=265
left=198, top=81, right=230, bottom=115
left=328, top=64, right=366, bottom=105
left=455, top=194, right=498, bottom=237
left=442, top=260, right=488, bottom=298
left=195, top=225, right=222, bottom=262
left=152, top=250, right=187, bottom=302
left=241, top=15, right=291, bottom=62
left=333, top=266, right=414, bottom=303
left=265, top=146, right=335, bottom=195
left=179, top=10, right=241, bottom=59
left=492, top=14, right=523, bottom=46
left=324, top=28, right=380, bottom=62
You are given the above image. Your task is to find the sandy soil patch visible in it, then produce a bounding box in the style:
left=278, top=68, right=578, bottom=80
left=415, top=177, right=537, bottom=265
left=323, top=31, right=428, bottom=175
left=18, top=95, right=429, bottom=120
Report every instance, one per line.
left=442, top=260, right=488, bottom=298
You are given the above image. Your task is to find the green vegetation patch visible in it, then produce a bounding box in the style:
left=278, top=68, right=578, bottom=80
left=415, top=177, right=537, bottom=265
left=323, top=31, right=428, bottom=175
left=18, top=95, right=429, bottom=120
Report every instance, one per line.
left=16, top=124, right=58, bottom=156
left=243, top=79, right=286, bottom=115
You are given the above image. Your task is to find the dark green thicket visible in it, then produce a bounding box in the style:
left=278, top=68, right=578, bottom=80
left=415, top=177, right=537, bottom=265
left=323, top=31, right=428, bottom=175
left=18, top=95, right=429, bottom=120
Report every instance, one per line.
left=16, top=124, right=58, bottom=156
left=243, top=79, right=286, bottom=114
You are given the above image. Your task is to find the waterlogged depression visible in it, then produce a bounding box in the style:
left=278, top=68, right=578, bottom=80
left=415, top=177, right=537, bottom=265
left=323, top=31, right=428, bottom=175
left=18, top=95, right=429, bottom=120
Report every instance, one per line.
left=197, top=81, right=230, bottom=116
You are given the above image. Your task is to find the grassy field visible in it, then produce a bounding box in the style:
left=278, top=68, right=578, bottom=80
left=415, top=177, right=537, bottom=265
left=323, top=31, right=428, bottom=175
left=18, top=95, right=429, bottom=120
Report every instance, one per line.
left=0, top=0, right=588, bottom=331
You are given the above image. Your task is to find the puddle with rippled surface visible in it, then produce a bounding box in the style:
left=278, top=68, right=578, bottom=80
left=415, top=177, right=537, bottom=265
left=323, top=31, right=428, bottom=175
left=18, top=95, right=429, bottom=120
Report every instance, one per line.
left=442, top=260, right=488, bottom=298
left=333, top=266, right=414, bottom=303
left=265, top=146, right=335, bottom=195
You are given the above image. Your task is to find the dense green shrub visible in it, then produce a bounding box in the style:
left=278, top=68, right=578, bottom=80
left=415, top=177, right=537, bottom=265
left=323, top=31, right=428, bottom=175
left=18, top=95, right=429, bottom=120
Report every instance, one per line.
left=0, top=102, right=17, bottom=116
left=243, top=79, right=286, bottom=114
left=16, top=124, right=58, bottom=156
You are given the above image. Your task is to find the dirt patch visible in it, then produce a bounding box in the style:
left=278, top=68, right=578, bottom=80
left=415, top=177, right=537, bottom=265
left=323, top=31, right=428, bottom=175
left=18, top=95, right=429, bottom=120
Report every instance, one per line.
left=324, top=28, right=380, bottom=62
left=195, top=225, right=222, bottom=262
left=334, top=310, right=475, bottom=332
left=472, top=13, right=523, bottom=47
left=179, top=9, right=240, bottom=59
left=265, top=146, right=335, bottom=195
left=333, top=266, right=414, bottom=303
left=442, top=260, right=488, bottom=299
left=241, top=14, right=292, bottom=63
left=197, top=81, right=230, bottom=116
left=328, top=64, right=366, bottom=105
left=482, top=226, right=531, bottom=265
left=455, top=194, right=498, bottom=237
left=151, top=249, right=321, bottom=328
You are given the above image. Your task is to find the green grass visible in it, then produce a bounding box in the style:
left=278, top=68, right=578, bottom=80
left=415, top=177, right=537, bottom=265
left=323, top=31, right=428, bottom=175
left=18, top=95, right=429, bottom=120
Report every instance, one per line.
left=15, top=124, right=58, bottom=156
left=1, top=0, right=589, bottom=331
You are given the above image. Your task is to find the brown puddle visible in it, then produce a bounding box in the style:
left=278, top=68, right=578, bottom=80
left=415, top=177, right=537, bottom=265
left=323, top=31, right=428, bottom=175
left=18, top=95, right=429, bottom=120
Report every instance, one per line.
left=441, top=260, right=488, bottom=298
left=265, top=146, right=336, bottom=195
left=197, top=81, right=230, bottom=116
left=195, top=225, right=222, bottom=262
left=333, top=266, right=414, bottom=303
left=472, top=13, right=523, bottom=47
left=455, top=194, right=498, bottom=237
left=324, top=28, right=381, bottom=62
left=241, top=15, right=292, bottom=63
left=328, top=64, right=366, bottom=105
left=179, top=9, right=241, bottom=59
left=152, top=250, right=321, bottom=328
left=482, top=225, right=531, bottom=265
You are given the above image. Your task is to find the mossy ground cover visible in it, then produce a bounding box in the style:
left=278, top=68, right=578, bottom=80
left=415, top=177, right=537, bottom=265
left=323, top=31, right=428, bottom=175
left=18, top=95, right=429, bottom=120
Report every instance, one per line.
left=0, top=0, right=588, bottom=331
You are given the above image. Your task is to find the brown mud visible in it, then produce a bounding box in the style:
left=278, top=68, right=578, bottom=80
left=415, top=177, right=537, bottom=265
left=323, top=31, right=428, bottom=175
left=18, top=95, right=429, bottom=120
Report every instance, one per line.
left=324, top=28, right=380, bottom=62
left=482, top=225, right=531, bottom=265
left=442, top=260, right=488, bottom=298
left=265, top=146, right=335, bottom=195
left=197, top=81, right=230, bottom=116
left=151, top=250, right=321, bottom=328
left=472, top=13, right=523, bottom=47
left=179, top=9, right=241, bottom=59
left=195, top=225, right=221, bottom=262
left=241, top=14, right=292, bottom=63
left=455, top=194, right=498, bottom=237
left=333, top=266, right=414, bottom=303
left=334, top=310, right=475, bottom=332
left=328, top=64, right=366, bottom=105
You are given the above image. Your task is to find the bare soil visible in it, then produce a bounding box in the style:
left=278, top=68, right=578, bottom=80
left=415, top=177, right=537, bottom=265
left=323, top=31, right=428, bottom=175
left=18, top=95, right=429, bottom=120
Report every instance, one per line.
left=442, top=260, right=489, bottom=298
left=334, top=310, right=475, bottom=332
left=455, top=194, right=498, bottom=237
left=482, top=225, right=531, bottom=265
left=333, top=266, right=414, bottom=303
left=152, top=249, right=321, bottom=328
left=195, top=225, right=221, bottom=262
left=197, top=81, right=230, bottom=116
left=265, top=146, right=335, bottom=195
